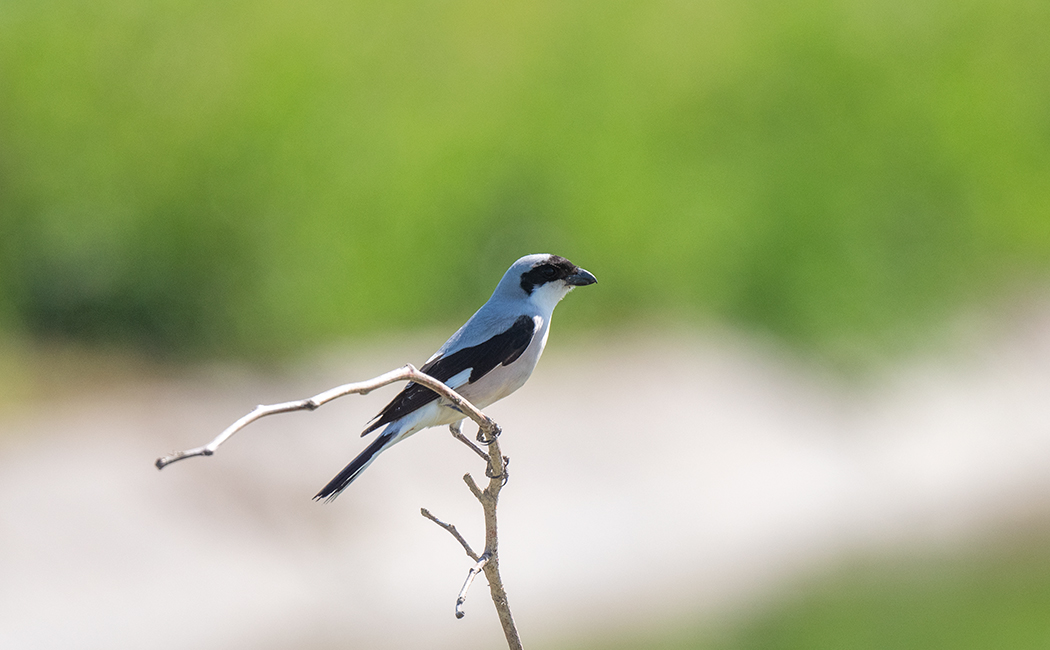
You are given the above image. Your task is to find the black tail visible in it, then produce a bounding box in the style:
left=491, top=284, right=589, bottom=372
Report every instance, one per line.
left=314, top=431, right=395, bottom=502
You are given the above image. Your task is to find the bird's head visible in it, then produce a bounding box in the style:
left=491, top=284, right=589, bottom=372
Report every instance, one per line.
left=493, top=253, right=597, bottom=311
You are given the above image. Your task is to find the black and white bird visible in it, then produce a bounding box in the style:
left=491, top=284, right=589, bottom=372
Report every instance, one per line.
left=314, top=253, right=597, bottom=502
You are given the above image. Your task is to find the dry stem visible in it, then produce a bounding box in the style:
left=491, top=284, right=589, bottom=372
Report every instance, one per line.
left=156, top=364, right=521, bottom=649
left=423, top=422, right=521, bottom=649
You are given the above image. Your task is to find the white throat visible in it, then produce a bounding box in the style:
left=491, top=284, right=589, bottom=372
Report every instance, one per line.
left=527, top=281, right=574, bottom=317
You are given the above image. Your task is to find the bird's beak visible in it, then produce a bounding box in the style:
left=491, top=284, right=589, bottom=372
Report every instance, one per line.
left=566, top=268, right=597, bottom=286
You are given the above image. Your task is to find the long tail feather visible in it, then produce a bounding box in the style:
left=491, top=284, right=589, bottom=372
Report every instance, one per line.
left=314, top=430, right=396, bottom=502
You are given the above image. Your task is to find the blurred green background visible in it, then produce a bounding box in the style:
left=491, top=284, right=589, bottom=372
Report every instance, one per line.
left=2, top=2, right=1050, bottom=648
left=2, top=0, right=1048, bottom=361
left=561, top=530, right=1050, bottom=650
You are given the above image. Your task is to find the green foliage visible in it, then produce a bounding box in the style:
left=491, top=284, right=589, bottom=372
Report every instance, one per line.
left=1, top=0, right=1048, bottom=358
left=559, top=538, right=1050, bottom=650
left=726, top=545, right=1050, bottom=650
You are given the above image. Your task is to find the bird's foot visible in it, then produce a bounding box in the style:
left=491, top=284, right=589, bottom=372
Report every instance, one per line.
left=476, top=423, right=502, bottom=445
left=485, top=456, right=510, bottom=485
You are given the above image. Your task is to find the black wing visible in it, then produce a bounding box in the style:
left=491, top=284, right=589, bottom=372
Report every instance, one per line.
left=361, top=315, right=536, bottom=435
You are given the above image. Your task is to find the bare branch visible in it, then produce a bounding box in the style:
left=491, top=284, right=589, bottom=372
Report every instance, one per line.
left=473, top=433, right=523, bottom=649
left=155, top=364, right=500, bottom=469
left=431, top=423, right=520, bottom=646
left=420, top=508, right=479, bottom=562
left=455, top=552, right=490, bottom=619
left=156, top=362, right=523, bottom=648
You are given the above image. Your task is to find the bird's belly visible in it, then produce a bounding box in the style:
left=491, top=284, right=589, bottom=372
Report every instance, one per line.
left=458, top=361, right=532, bottom=408
left=398, top=360, right=537, bottom=438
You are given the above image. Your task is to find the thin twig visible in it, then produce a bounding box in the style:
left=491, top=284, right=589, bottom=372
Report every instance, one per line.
left=420, top=508, right=479, bottom=562
left=456, top=552, right=491, bottom=619
left=155, top=364, right=499, bottom=469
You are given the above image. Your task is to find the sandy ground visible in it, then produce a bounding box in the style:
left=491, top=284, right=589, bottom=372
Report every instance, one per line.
left=2, top=302, right=1050, bottom=650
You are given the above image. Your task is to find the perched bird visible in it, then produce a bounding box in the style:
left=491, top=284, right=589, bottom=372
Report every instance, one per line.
left=315, top=253, right=597, bottom=501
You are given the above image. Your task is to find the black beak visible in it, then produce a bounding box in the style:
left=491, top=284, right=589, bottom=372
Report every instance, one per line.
left=566, top=268, right=597, bottom=286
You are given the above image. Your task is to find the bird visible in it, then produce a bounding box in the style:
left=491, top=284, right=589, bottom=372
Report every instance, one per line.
left=314, top=253, right=597, bottom=502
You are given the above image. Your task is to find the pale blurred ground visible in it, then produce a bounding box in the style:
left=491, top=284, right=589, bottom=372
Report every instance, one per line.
left=2, top=298, right=1050, bottom=650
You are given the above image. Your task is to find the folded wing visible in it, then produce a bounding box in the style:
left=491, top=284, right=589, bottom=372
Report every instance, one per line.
left=361, top=314, right=536, bottom=436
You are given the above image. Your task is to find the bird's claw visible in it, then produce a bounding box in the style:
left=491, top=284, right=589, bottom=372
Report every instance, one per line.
left=485, top=456, right=510, bottom=485
left=476, top=424, right=502, bottom=445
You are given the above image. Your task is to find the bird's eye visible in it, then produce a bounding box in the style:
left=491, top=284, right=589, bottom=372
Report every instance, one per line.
left=541, top=266, right=557, bottom=278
